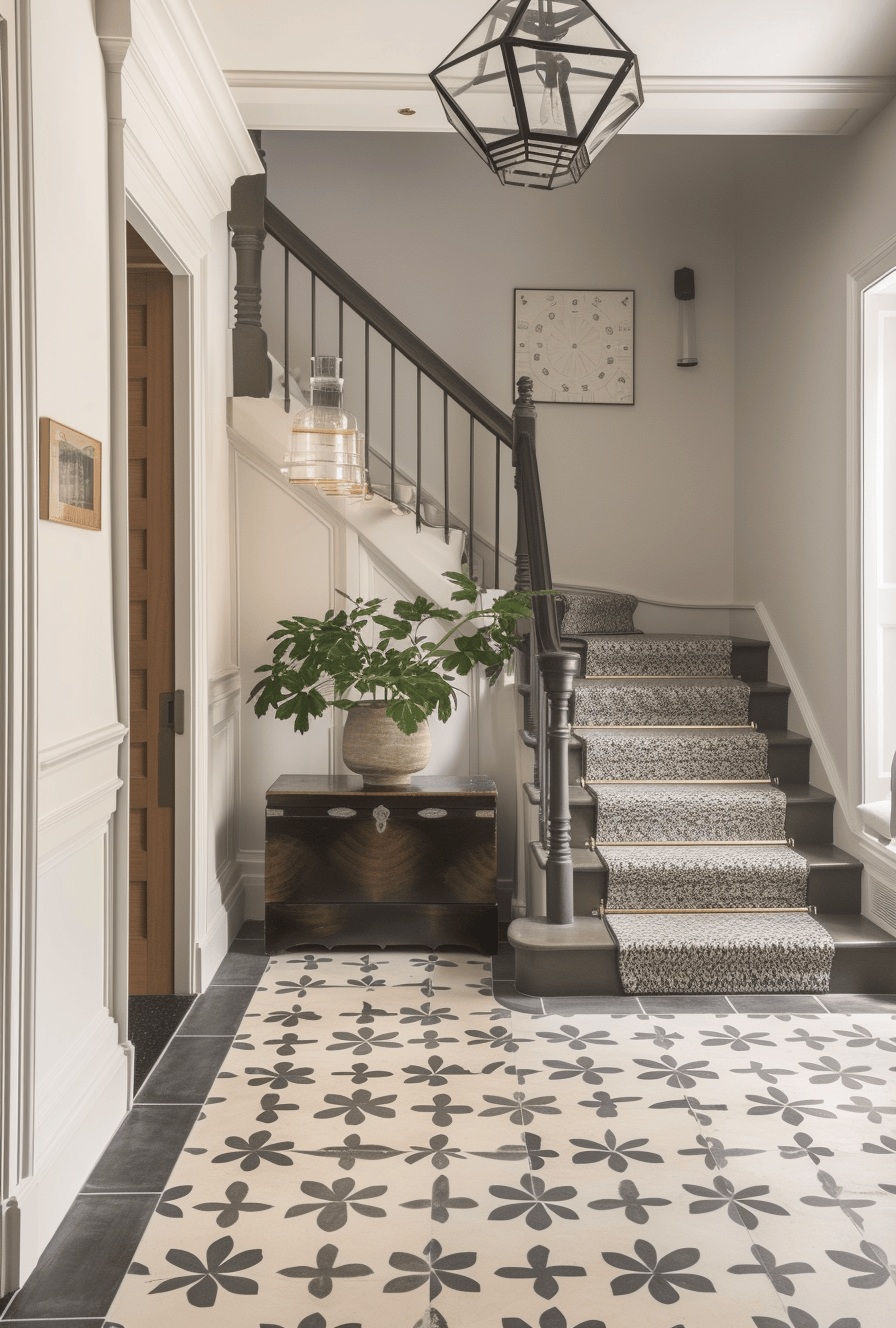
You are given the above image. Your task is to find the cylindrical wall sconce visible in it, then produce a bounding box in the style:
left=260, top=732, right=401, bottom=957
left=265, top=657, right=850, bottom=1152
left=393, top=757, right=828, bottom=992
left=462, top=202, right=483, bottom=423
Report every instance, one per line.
left=675, top=267, right=697, bottom=367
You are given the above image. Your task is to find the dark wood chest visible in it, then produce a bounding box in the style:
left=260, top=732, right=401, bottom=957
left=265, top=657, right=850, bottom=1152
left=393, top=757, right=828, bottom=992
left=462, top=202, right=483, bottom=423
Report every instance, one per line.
left=264, top=775, right=498, bottom=954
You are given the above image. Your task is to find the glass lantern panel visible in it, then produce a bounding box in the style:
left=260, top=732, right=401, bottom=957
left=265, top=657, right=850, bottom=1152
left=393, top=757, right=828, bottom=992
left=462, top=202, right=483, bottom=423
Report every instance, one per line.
left=435, top=46, right=519, bottom=139
left=436, top=2, right=520, bottom=66
left=435, top=88, right=492, bottom=163
left=584, top=60, right=642, bottom=152
left=514, top=0, right=627, bottom=51
left=510, top=43, right=622, bottom=138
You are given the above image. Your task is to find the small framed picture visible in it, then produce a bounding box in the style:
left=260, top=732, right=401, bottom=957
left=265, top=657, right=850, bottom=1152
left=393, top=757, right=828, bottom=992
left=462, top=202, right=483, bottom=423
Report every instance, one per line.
left=39, top=418, right=102, bottom=531
left=514, top=288, right=635, bottom=404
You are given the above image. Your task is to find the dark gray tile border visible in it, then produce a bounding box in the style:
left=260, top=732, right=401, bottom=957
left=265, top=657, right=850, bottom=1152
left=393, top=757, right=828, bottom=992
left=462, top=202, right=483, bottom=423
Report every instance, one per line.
left=817, top=993, right=896, bottom=1013
left=178, top=984, right=255, bottom=1036
left=227, top=935, right=267, bottom=956
left=209, top=950, right=269, bottom=985
left=3, top=1320, right=106, bottom=1326
left=493, top=980, right=543, bottom=1014
left=540, top=995, right=643, bottom=1016
left=135, top=1035, right=232, bottom=1105
left=728, top=994, right=827, bottom=1014
left=81, top=1104, right=200, bottom=1194
left=639, top=995, right=734, bottom=1015
left=3, top=1194, right=157, bottom=1320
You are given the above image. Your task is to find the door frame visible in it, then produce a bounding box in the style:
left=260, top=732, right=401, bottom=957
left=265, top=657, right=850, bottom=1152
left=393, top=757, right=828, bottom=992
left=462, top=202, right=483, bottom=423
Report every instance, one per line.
left=125, top=200, right=197, bottom=994
left=847, top=236, right=896, bottom=822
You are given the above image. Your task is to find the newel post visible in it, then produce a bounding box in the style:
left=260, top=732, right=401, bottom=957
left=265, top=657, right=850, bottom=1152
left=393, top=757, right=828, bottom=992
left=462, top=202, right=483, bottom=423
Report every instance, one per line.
left=540, top=650, right=578, bottom=924
left=229, top=131, right=271, bottom=398
left=512, top=377, right=534, bottom=594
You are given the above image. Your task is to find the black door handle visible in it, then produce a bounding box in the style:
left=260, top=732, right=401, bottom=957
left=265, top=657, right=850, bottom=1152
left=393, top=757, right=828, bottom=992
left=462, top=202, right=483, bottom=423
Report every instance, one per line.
left=158, top=690, right=184, bottom=807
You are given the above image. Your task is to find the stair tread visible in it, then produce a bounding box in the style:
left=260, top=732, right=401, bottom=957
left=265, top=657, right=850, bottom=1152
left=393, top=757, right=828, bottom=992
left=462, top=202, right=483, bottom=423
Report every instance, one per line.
left=778, top=783, right=836, bottom=805
left=524, top=780, right=593, bottom=806
left=793, top=843, right=863, bottom=870
left=818, top=914, right=896, bottom=945
left=530, top=841, right=603, bottom=872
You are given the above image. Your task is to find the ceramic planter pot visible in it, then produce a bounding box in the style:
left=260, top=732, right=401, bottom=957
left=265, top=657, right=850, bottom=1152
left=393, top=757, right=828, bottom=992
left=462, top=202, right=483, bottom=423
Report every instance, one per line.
left=342, top=700, right=431, bottom=787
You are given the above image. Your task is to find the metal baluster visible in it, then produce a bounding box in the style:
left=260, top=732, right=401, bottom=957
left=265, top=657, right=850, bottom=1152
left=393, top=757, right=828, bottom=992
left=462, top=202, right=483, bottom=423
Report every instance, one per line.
left=416, top=367, right=422, bottom=532
left=311, top=273, right=317, bottom=359
left=390, top=344, right=396, bottom=503
left=469, top=415, right=475, bottom=582
left=364, top=321, right=370, bottom=473
left=338, top=295, right=344, bottom=362
left=443, top=392, right=449, bottom=544
left=283, top=247, right=290, bottom=414
left=494, top=435, right=501, bottom=589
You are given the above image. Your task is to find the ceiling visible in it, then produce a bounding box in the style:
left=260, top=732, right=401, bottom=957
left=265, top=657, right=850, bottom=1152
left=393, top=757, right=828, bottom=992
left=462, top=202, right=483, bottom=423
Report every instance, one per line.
left=192, top=0, right=896, bottom=136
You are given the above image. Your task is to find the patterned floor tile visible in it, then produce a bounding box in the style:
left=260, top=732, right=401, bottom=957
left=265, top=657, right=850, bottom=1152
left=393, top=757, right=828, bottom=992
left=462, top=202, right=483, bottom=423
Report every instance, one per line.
left=99, top=954, right=896, bottom=1328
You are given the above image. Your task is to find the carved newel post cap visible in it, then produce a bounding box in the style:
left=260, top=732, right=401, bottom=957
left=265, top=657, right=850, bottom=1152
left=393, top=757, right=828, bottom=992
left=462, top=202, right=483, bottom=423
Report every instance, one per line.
left=538, top=650, right=579, bottom=695
left=515, top=375, right=535, bottom=406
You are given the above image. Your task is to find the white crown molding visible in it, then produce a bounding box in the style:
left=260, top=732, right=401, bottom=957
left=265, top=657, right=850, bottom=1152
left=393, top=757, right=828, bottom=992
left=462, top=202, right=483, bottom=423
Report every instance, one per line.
left=226, top=69, right=896, bottom=136
left=225, top=70, right=896, bottom=96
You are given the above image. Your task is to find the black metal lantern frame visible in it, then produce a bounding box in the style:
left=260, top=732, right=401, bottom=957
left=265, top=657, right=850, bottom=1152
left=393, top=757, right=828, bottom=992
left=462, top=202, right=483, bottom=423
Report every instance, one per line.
left=431, top=0, right=643, bottom=190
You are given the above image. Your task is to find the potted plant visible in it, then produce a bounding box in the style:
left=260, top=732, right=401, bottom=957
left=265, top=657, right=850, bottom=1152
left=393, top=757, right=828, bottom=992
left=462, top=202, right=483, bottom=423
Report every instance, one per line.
left=249, top=571, right=536, bottom=786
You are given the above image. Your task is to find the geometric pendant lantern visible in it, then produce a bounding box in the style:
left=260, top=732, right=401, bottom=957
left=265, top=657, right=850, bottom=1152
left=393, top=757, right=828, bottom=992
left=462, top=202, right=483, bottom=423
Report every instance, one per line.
left=431, top=0, right=643, bottom=190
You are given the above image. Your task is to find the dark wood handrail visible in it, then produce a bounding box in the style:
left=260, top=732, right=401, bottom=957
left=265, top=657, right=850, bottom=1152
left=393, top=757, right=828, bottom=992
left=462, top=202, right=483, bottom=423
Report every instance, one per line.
left=264, top=199, right=513, bottom=445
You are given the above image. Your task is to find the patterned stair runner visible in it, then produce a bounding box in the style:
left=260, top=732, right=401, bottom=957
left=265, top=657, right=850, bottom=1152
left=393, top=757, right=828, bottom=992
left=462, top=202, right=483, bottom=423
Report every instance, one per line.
left=593, top=782, right=787, bottom=843
left=585, top=632, right=733, bottom=677
left=566, top=596, right=836, bottom=994
left=573, top=676, right=751, bottom=726
left=605, top=912, right=835, bottom=994
left=577, top=726, right=768, bottom=781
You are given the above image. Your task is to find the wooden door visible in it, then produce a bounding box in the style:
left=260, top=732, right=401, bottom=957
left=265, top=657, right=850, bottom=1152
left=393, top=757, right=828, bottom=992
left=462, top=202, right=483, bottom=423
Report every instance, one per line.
left=127, top=224, right=175, bottom=993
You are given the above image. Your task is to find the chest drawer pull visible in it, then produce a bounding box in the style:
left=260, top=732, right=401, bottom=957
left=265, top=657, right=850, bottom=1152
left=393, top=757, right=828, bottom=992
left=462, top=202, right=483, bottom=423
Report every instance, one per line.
left=328, top=807, right=357, bottom=818
left=373, top=805, right=390, bottom=834
left=266, top=808, right=285, bottom=817
left=418, top=807, right=448, bottom=819
left=475, top=809, right=495, bottom=818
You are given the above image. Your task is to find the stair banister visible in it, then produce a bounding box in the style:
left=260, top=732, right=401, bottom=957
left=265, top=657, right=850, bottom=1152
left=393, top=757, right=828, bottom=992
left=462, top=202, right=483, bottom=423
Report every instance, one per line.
left=263, top=200, right=513, bottom=445
left=512, top=377, right=579, bottom=926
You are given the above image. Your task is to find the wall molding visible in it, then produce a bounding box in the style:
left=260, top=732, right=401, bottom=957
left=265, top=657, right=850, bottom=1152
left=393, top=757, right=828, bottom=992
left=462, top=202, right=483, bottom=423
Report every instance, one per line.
left=210, top=667, right=241, bottom=707
left=1, top=0, right=40, bottom=1274
left=38, top=722, right=127, bottom=775
left=224, top=70, right=896, bottom=98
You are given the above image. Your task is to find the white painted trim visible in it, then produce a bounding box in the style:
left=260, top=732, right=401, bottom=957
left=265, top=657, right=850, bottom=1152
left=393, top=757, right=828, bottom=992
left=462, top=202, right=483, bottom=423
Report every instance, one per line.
left=754, top=600, right=850, bottom=815
left=209, top=667, right=241, bottom=706
left=846, top=235, right=896, bottom=827
left=224, top=70, right=896, bottom=98
left=1, top=2, right=40, bottom=1282
left=36, top=778, right=122, bottom=839
left=38, top=722, right=127, bottom=774
left=554, top=580, right=753, bottom=612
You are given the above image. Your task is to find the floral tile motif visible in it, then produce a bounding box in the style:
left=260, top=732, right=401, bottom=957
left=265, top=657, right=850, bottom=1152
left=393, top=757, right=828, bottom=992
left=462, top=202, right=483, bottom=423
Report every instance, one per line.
left=104, top=957, right=896, bottom=1328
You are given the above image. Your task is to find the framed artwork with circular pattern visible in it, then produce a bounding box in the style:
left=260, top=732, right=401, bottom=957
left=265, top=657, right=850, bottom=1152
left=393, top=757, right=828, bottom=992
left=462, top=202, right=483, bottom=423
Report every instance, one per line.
left=514, top=287, right=635, bottom=405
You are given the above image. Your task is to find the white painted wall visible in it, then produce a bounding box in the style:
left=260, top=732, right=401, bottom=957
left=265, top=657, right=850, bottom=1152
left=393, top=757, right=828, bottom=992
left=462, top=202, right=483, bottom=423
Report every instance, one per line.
left=732, top=103, right=896, bottom=811
left=260, top=130, right=738, bottom=606
left=229, top=397, right=519, bottom=912
left=25, top=0, right=129, bottom=1275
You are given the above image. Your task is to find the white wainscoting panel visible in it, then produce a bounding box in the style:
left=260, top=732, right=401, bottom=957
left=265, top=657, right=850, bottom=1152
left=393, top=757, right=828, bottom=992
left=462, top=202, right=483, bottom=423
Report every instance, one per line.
left=198, top=669, right=244, bottom=989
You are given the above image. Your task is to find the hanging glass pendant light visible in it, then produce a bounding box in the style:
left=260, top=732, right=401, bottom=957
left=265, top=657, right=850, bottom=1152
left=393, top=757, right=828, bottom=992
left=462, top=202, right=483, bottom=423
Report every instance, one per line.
left=431, top=0, right=643, bottom=190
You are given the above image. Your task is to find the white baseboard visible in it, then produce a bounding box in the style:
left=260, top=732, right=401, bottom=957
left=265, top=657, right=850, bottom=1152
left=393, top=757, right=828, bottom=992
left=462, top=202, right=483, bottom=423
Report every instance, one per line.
left=239, top=848, right=266, bottom=920
left=196, top=857, right=245, bottom=990
left=16, top=1027, right=128, bottom=1282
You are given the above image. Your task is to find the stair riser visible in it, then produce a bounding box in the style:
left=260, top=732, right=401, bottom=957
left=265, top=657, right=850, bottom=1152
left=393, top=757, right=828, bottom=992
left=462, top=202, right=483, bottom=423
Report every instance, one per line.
left=749, top=689, right=790, bottom=729
left=785, top=799, right=834, bottom=842
left=731, top=643, right=770, bottom=682
left=566, top=861, right=862, bottom=917
left=513, top=931, right=896, bottom=996
left=767, top=743, right=810, bottom=783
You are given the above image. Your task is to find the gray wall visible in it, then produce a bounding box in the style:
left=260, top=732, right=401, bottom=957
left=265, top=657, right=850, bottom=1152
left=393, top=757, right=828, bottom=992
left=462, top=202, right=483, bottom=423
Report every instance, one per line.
left=261, top=131, right=739, bottom=605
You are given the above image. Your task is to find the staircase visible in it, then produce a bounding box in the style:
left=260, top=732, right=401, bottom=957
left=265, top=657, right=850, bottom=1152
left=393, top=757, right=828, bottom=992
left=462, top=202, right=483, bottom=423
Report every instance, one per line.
left=228, top=151, right=895, bottom=1000
left=510, top=589, right=896, bottom=996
